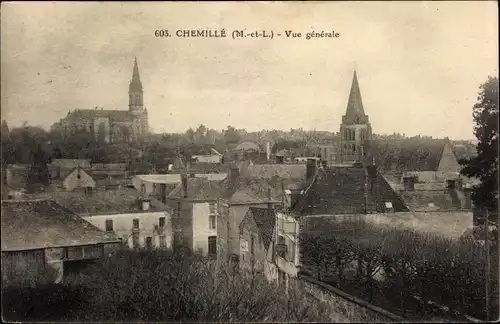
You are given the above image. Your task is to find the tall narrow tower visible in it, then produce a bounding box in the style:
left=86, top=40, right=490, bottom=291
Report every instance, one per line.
left=339, top=71, right=372, bottom=163
left=129, top=56, right=144, bottom=115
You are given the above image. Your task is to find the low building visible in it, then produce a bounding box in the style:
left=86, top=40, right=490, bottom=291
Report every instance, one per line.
left=1, top=199, right=121, bottom=286
left=31, top=187, right=173, bottom=250
left=59, top=166, right=96, bottom=192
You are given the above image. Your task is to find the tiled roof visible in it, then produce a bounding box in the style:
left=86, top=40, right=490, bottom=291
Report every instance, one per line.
left=31, top=187, right=171, bottom=215
left=244, top=207, right=276, bottom=250
left=292, top=166, right=409, bottom=216
left=234, top=141, right=261, bottom=151
left=64, top=109, right=135, bottom=123
left=1, top=200, right=120, bottom=251
left=219, top=176, right=284, bottom=205
left=242, top=164, right=306, bottom=180
left=399, top=190, right=462, bottom=211
left=136, top=173, right=227, bottom=184
left=50, top=159, right=91, bottom=169
left=167, top=177, right=226, bottom=201
left=364, top=139, right=450, bottom=172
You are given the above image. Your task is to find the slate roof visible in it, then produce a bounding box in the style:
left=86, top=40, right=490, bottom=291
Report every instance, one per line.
left=234, top=141, right=261, bottom=151
left=399, top=190, right=462, bottom=211
left=242, top=163, right=306, bottom=180
left=219, top=176, right=283, bottom=205
left=50, top=159, right=91, bottom=169
left=167, top=177, right=226, bottom=201
left=1, top=200, right=120, bottom=251
left=63, top=109, right=135, bottom=123
left=292, top=166, right=409, bottom=216
left=364, top=138, right=449, bottom=172
left=244, top=207, right=276, bottom=250
left=32, top=187, right=171, bottom=215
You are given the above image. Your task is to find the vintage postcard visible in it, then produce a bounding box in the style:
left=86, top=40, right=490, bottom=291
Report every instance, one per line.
left=1, top=1, right=498, bottom=323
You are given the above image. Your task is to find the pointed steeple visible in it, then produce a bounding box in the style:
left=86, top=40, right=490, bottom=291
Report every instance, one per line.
left=129, top=56, right=143, bottom=92
left=345, top=70, right=365, bottom=117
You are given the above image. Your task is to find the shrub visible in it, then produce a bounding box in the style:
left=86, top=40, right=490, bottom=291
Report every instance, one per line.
left=2, top=249, right=339, bottom=322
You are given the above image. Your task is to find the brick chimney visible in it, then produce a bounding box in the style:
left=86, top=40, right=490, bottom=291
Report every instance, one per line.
left=403, top=176, right=415, bottom=191
left=229, top=165, right=240, bottom=186
left=181, top=174, right=188, bottom=198
left=306, top=158, right=317, bottom=180
left=267, top=187, right=273, bottom=213
left=463, top=187, right=472, bottom=209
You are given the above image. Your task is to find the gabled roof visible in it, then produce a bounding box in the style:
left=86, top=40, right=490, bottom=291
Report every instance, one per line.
left=50, top=159, right=91, bottom=169
left=167, top=177, right=226, bottom=201
left=234, top=141, right=261, bottom=152
left=242, top=163, right=306, bottom=180
left=1, top=200, right=120, bottom=251
left=243, top=207, right=276, bottom=250
left=292, top=166, right=408, bottom=216
left=364, top=138, right=451, bottom=172
left=399, top=190, right=463, bottom=211
left=32, top=187, right=170, bottom=215
left=63, top=109, right=135, bottom=123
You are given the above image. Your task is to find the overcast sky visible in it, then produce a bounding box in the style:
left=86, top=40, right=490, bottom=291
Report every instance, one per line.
left=1, top=1, right=498, bottom=140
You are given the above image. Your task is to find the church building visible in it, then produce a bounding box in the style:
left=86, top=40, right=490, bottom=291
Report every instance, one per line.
left=306, top=70, right=372, bottom=165
left=339, top=70, right=373, bottom=163
left=51, top=57, right=149, bottom=143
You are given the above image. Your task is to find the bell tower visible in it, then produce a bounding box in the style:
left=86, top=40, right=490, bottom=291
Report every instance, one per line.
left=129, top=56, right=144, bottom=115
left=339, top=71, right=372, bottom=163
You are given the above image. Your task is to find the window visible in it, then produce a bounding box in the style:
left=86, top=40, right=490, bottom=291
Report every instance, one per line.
left=209, top=202, right=217, bottom=214
left=133, top=218, right=139, bottom=229
left=159, top=235, right=167, bottom=248
left=85, top=187, right=92, bottom=195
left=159, top=217, right=166, bottom=228
left=209, top=215, right=216, bottom=230
left=105, top=219, right=114, bottom=232
left=141, top=184, right=146, bottom=193
left=208, top=236, right=217, bottom=255
left=146, top=237, right=153, bottom=248
left=77, top=173, right=81, bottom=180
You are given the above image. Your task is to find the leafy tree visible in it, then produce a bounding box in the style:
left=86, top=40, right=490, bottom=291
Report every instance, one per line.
left=223, top=126, right=241, bottom=145
left=460, top=76, right=499, bottom=220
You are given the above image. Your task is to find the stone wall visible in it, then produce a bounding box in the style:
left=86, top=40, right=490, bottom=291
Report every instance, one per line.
left=297, top=273, right=403, bottom=323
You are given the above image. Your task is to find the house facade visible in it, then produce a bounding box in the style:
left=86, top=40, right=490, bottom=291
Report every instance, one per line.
left=166, top=175, right=224, bottom=256
left=60, top=166, right=96, bottom=192
left=238, top=206, right=300, bottom=288
left=1, top=200, right=121, bottom=286
left=31, top=187, right=173, bottom=251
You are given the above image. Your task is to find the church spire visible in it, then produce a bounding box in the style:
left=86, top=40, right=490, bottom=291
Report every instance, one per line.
left=345, top=70, right=365, bottom=118
left=129, top=56, right=143, bottom=92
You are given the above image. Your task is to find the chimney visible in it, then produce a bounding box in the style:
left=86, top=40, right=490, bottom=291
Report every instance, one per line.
left=266, top=142, right=271, bottom=161
left=403, top=176, right=415, bottom=191
left=267, top=187, right=273, bottom=213
left=181, top=174, right=188, bottom=198
left=140, top=198, right=151, bottom=211
left=456, top=178, right=463, bottom=191
left=306, top=158, right=317, bottom=180
left=229, top=165, right=240, bottom=186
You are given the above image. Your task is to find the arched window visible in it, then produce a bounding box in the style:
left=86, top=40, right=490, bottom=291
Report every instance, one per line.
left=353, top=144, right=356, bottom=152
left=344, top=129, right=348, bottom=140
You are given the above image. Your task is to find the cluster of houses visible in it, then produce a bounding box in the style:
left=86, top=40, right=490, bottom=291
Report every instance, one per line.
left=1, top=70, right=482, bottom=289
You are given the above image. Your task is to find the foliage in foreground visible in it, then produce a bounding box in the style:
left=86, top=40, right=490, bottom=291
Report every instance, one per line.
left=2, top=249, right=341, bottom=322
left=300, top=217, right=499, bottom=321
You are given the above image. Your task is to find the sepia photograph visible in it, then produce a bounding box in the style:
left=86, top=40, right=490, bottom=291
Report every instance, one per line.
left=1, top=1, right=498, bottom=322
